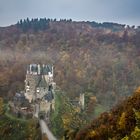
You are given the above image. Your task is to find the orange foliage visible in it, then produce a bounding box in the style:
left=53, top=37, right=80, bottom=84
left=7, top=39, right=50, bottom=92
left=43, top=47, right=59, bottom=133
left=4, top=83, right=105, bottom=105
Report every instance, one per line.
left=75, top=87, right=140, bottom=140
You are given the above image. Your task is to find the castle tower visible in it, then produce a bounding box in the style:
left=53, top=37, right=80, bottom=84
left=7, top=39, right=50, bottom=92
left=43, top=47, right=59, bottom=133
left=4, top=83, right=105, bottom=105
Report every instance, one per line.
left=25, top=64, right=40, bottom=102
left=24, top=64, right=55, bottom=105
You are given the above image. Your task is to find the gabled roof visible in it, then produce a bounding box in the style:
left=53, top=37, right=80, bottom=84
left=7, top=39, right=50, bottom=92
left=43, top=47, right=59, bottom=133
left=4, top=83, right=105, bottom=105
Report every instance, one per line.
left=27, top=64, right=53, bottom=75
left=42, top=65, right=52, bottom=75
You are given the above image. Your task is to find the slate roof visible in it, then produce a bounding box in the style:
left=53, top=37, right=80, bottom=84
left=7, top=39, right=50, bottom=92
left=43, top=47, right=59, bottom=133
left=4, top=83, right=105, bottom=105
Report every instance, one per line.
left=44, top=91, right=54, bottom=102
left=14, top=92, right=29, bottom=107
left=27, top=64, right=53, bottom=75
left=42, top=65, right=52, bottom=75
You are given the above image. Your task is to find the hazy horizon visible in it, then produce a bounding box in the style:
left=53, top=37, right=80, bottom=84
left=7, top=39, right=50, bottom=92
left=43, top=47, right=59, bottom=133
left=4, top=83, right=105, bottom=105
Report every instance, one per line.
left=0, top=0, right=140, bottom=27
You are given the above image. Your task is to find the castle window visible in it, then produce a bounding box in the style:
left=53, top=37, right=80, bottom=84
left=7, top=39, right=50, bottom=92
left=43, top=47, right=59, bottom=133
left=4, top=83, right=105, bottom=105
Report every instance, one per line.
left=31, top=65, right=38, bottom=73
left=48, top=85, right=52, bottom=91
left=27, top=81, right=30, bottom=86
left=36, top=88, right=40, bottom=93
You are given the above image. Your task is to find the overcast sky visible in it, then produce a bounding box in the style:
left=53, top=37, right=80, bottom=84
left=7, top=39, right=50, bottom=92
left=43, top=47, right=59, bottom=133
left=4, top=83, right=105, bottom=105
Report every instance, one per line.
left=0, top=0, right=140, bottom=27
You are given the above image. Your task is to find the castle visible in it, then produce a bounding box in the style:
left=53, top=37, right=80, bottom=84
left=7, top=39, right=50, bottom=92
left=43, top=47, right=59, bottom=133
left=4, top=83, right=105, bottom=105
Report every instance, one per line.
left=24, top=64, right=56, bottom=115
left=11, top=64, right=85, bottom=119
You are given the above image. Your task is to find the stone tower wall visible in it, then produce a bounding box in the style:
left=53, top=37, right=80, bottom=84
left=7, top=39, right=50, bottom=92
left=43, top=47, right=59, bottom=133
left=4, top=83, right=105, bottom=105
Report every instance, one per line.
left=25, top=74, right=40, bottom=101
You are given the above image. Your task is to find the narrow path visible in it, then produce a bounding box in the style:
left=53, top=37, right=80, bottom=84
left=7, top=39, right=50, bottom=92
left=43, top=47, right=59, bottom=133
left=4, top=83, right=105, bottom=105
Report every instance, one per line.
left=39, top=120, right=57, bottom=140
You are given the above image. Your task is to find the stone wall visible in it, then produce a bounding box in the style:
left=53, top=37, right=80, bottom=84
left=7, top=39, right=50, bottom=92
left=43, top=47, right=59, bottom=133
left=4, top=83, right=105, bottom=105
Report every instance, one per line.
left=25, top=74, right=40, bottom=102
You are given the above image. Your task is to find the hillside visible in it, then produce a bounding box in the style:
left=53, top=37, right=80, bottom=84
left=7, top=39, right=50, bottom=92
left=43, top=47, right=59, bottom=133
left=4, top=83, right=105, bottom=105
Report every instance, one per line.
left=0, top=98, right=41, bottom=140
left=75, top=87, right=140, bottom=140
left=0, top=19, right=140, bottom=109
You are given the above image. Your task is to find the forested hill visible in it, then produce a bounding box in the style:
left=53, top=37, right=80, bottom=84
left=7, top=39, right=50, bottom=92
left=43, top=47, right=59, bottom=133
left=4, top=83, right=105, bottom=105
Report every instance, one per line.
left=75, top=87, right=140, bottom=140
left=0, top=18, right=140, bottom=111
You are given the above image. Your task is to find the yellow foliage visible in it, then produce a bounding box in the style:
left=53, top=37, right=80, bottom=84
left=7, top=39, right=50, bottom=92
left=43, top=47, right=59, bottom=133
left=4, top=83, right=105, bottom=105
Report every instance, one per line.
left=130, top=126, right=140, bottom=139
left=90, top=96, right=97, bottom=102
left=121, top=136, right=129, bottom=140
left=62, top=114, right=71, bottom=129
left=134, top=110, right=140, bottom=120
left=86, top=130, right=97, bottom=139
left=121, top=126, right=140, bottom=140
left=60, top=52, right=70, bottom=63
left=118, top=112, right=126, bottom=129
left=135, top=87, right=140, bottom=94
left=75, top=107, right=80, bottom=113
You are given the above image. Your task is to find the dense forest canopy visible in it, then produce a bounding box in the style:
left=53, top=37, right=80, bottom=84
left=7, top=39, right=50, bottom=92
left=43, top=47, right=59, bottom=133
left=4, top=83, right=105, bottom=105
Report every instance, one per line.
left=0, top=18, right=140, bottom=139
left=0, top=18, right=140, bottom=113
left=75, top=87, right=140, bottom=140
